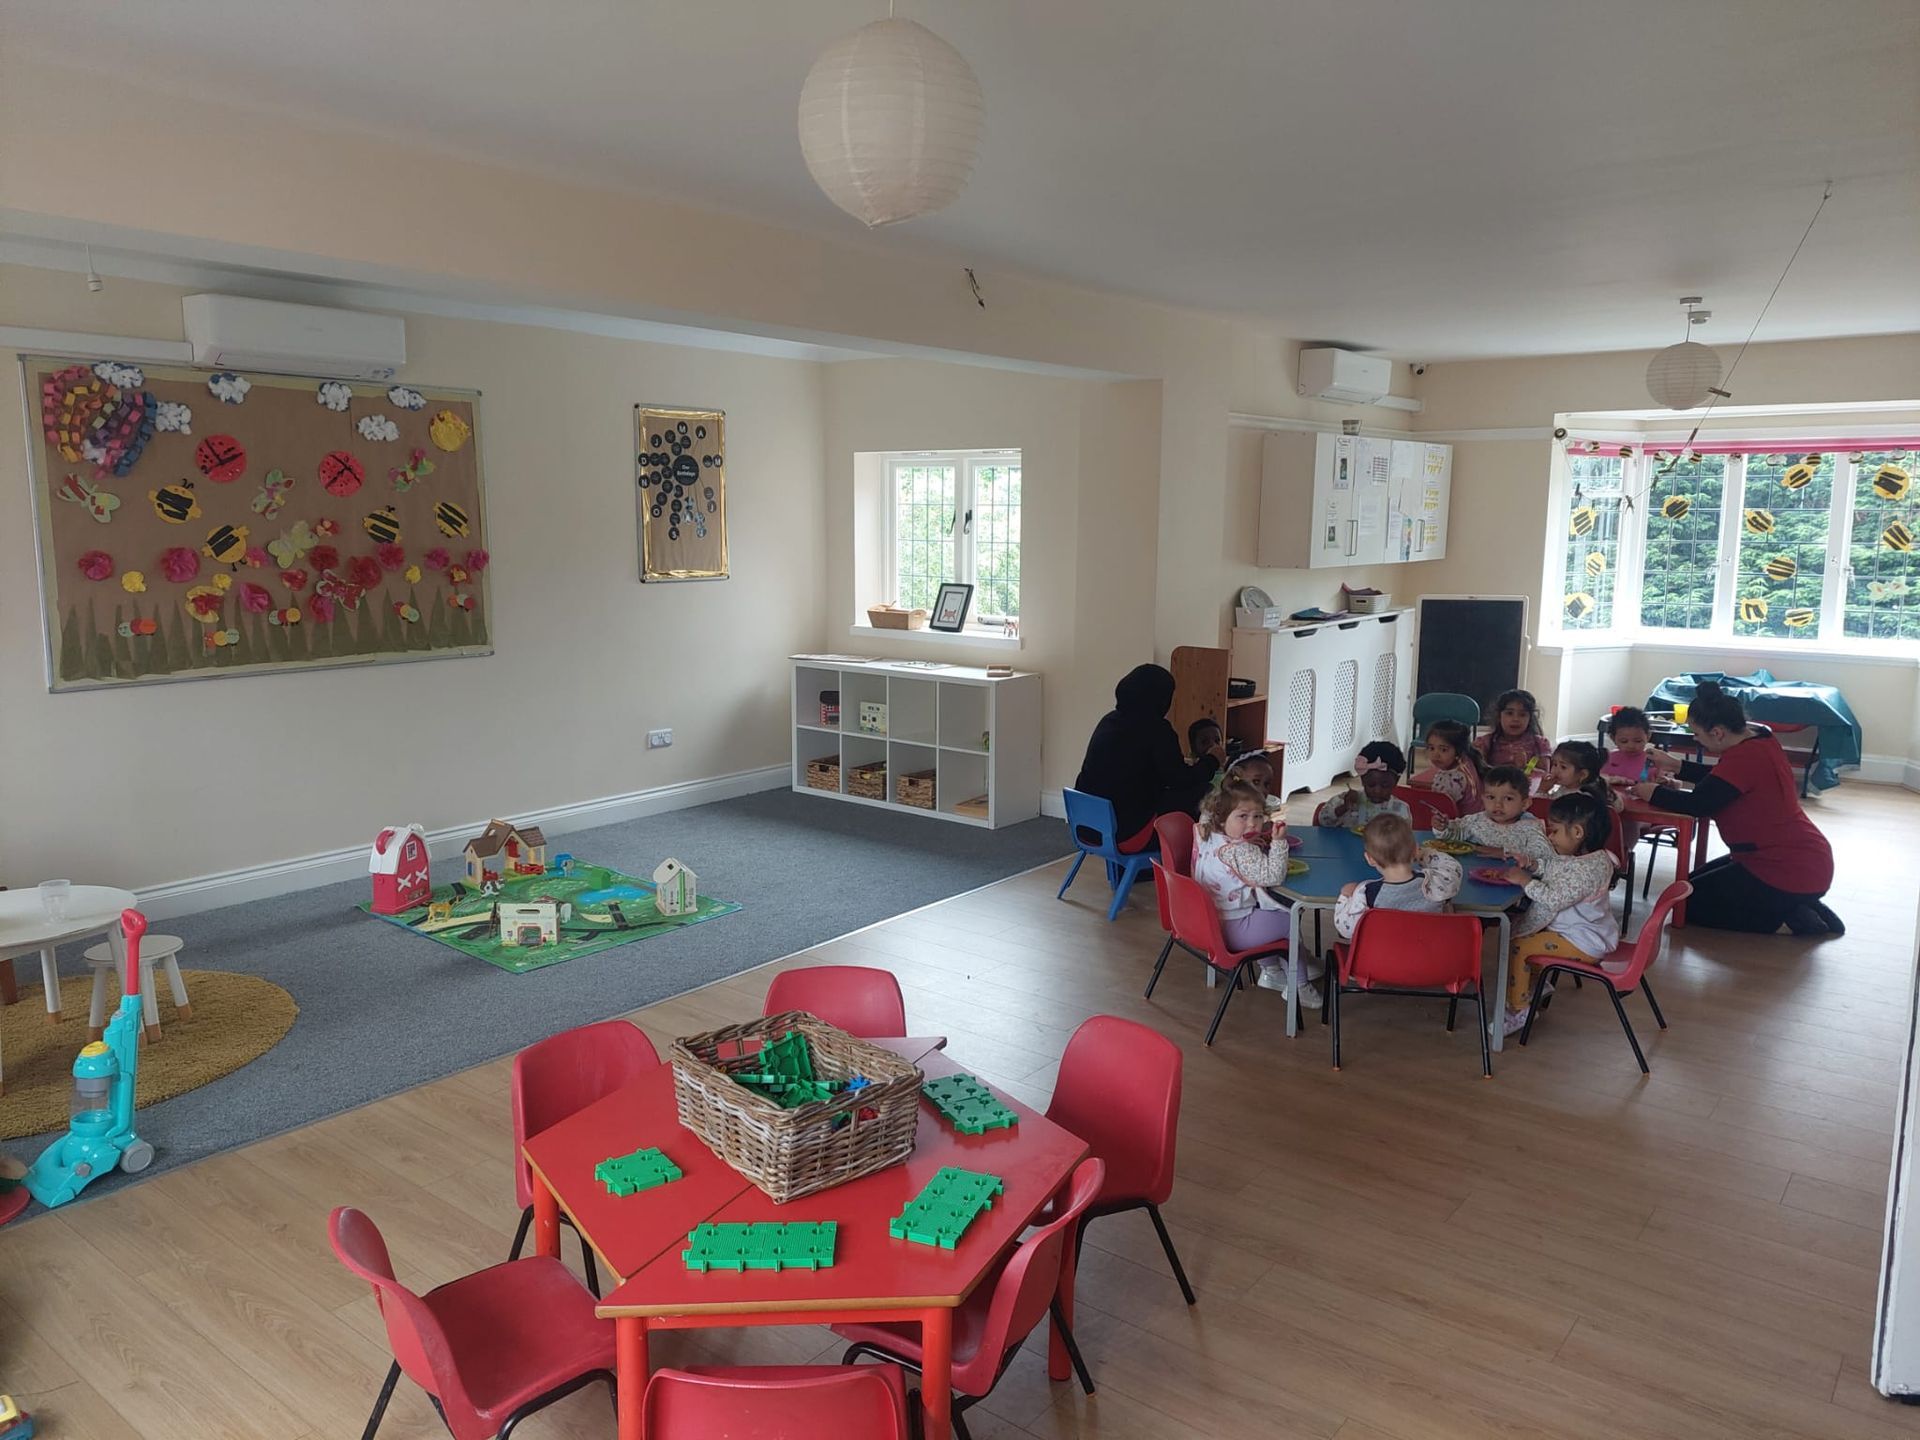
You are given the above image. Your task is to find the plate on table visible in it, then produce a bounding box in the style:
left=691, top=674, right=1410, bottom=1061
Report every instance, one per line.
left=1425, top=838, right=1476, bottom=855
left=1286, top=831, right=1304, bottom=851
left=1286, top=857, right=1310, bottom=878
left=1468, top=863, right=1524, bottom=887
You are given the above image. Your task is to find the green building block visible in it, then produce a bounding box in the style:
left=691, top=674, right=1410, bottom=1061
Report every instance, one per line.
left=921, top=1073, right=1020, bottom=1135
left=889, top=1166, right=1006, bottom=1249
left=682, top=1221, right=838, bottom=1272
left=732, top=1031, right=834, bottom=1107
left=593, top=1146, right=684, bottom=1197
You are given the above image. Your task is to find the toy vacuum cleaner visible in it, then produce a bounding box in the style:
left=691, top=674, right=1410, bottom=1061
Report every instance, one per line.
left=25, top=908, right=156, bottom=1207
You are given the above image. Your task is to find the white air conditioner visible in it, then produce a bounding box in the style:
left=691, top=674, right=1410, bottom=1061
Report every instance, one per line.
left=1298, top=347, right=1392, bottom=406
left=182, top=295, right=406, bottom=381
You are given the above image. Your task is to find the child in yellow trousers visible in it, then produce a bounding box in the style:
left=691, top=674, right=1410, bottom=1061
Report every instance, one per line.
left=1485, top=791, right=1618, bottom=1037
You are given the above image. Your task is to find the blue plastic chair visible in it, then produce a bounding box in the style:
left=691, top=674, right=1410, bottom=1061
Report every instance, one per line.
left=1058, top=789, right=1159, bottom=922
left=1412, top=692, right=1482, bottom=746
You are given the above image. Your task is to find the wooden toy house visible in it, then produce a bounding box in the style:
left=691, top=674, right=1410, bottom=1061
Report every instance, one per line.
left=498, top=901, right=559, bottom=948
left=654, top=857, right=698, bottom=916
left=462, top=819, right=549, bottom=886
left=368, top=824, right=431, bottom=914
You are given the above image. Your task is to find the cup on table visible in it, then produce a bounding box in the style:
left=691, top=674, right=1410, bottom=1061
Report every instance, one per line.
left=1673, top=700, right=1690, bottom=725
left=38, top=878, right=72, bottom=921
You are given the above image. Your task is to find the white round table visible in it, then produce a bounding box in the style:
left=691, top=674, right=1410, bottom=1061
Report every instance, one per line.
left=0, top=885, right=139, bottom=1025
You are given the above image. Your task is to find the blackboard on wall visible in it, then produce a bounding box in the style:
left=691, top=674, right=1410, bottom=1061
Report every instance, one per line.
left=1414, top=595, right=1529, bottom=719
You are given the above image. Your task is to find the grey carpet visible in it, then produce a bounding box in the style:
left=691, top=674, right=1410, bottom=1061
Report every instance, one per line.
left=11, top=789, right=1069, bottom=1193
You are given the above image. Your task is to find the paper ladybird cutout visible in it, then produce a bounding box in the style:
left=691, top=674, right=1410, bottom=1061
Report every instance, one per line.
left=319, top=450, right=366, bottom=497
left=194, top=433, right=247, bottom=483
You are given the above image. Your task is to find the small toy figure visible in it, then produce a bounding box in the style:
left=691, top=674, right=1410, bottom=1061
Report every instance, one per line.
left=480, top=878, right=502, bottom=897
left=0, top=1393, right=36, bottom=1439
left=554, top=852, right=576, bottom=875
left=654, top=857, right=698, bottom=917
left=368, top=823, right=431, bottom=914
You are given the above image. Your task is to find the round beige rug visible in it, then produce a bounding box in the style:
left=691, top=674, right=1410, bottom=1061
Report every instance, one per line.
left=1, top=971, right=296, bottom=1140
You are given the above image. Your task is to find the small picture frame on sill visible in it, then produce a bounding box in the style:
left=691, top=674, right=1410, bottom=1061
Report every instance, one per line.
left=929, top=583, right=974, bottom=633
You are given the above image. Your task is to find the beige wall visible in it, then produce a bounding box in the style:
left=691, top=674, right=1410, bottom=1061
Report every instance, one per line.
left=0, top=266, right=828, bottom=888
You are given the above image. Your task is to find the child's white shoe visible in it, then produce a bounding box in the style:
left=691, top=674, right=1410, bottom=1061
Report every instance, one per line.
left=1256, top=964, right=1288, bottom=992
left=1501, top=1006, right=1530, bottom=1037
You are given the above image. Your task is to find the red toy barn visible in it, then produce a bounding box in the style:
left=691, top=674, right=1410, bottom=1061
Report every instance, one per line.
left=368, top=824, right=432, bottom=914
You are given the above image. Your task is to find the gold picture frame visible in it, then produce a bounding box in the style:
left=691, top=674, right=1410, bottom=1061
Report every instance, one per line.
left=636, top=405, right=728, bottom=581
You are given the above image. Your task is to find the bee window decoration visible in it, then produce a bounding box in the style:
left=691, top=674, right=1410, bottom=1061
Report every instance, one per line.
left=1567, top=505, right=1597, bottom=538
left=1873, top=464, right=1910, bottom=502
left=1744, top=509, right=1776, bottom=535
left=635, top=405, right=729, bottom=581
left=1660, top=494, right=1691, bottom=521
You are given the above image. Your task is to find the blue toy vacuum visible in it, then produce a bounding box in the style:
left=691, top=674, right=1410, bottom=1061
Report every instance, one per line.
left=26, top=908, right=156, bottom=1207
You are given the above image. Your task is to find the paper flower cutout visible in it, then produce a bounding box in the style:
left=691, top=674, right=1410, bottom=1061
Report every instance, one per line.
left=239, top=546, right=266, bottom=569
left=159, top=547, right=201, bottom=583
left=423, top=547, right=451, bottom=571
left=463, top=548, right=489, bottom=574
left=308, top=593, right=337, bottom=624
left=403, top=564, right=422, bottom=584
left=376, top=542, right=406, bottom=571
left=212, top=572, right=234, bottom=592
left=313, top=517, right=341, bottom=538
left=429, top=409, right=472, bottom=452
left=447, top=591, right=475, bottom=611
left=184, top=584, right=226, bottom=621
left=387, top=386, right=426, bottom=411
left=94, top=361, right=144, bottom=388
left=154, top=400, right=193, bottom=434
left=268, top=606, right=303, bottom=627
left=121, top=570, right=147, bottom=593
left=208, top=372, right=251, bottom=404
left=239, top=581, right=273, bottom=613
left=78, top=549, right=115, bottom=581
left=348, top=554, right=383, bottom=589
left=309, top=543, right=340, bottom=572
left=357, top=414, right=399, bottom=443
left=449, top=564, right=469, bottom=584
left=316, top=570, right=365, bottom=610
left=392, top=601, right=421, bottom=623
left=280, top=567, right=310, bottom=591
left=316, top=381, right=354, bottom=412
left=389, top=448, right=435, bottom=491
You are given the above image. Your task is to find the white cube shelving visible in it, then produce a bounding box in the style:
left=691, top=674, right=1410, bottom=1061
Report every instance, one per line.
left=791, top=657, right=1042, bottom=828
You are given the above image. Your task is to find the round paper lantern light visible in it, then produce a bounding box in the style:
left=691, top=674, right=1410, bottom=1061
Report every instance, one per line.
left=1646, top=340, right=1723, bottom=410
left=798, top=18, right=984, bottom=228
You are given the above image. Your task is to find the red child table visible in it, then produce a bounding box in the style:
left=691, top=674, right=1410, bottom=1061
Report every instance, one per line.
left=522, top=1040, right=1086, bottom=1440
left=1618, top=799, right=1709, bottom=927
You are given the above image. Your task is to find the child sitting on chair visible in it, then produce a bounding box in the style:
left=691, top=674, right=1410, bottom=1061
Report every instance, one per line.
left=1485, top=791, right=1619, bottom=1035
left=1547, top=739, right=1618, bottom=809
left=1334, top=814, right=1464, bottom=940
left=1316, top=741, right=1411, bottom=828
left=1475, top=688, right=1554, bottom=772
left=1221, top=747, right=1285, bottom=815
left=1601, top=707, right=1655, bottom=785
left=1446, top=766, right=1552, bottom=865
left=1193, top=778, right=1317, bottom=1007
left=1410, top=718, right=1483, bottom=813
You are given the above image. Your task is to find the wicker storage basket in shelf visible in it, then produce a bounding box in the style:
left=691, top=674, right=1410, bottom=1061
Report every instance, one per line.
left=895, top=769, right=936, bottom=809
left=804, top=755, right=840, bottom=792
left=670, top=1011, right=922, bottom=1202
left=847, top=760, right=887, bottom=800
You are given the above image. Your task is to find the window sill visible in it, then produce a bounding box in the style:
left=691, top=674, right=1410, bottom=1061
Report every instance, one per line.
left=848, top=622, right=1023, bottom=651
left=1541, top=633, right=1920, bottom=667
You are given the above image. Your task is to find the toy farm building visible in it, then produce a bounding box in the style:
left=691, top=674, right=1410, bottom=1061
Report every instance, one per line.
left=654, top=857, right=698, bottom=916
left=498, top=902, right=559, bottom=948
left=463, top=819, right=548, bottom=887
left=368, top=824, right=431, bottom=915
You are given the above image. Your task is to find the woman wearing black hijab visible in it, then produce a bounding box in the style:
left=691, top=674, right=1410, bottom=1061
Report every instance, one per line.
left=1075, top=663, right=1224, bottom=849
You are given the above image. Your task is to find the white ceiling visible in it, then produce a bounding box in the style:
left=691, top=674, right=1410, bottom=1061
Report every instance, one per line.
left=6, top=0, right=1917, bottom=360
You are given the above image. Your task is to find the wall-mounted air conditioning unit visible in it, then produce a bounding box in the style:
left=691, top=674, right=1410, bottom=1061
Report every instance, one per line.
left=1298, top=347, right=1393, bottom=406
left=182, top=294, right=406, bottom=381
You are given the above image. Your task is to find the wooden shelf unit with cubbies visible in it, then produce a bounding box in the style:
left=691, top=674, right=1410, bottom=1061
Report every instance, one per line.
left=1171, top=631, right=1287, bottom=790
left=790, top=658, right=1042, bottom=828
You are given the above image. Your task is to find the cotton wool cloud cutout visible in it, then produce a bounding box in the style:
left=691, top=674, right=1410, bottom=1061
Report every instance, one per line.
left=316, top=381, right=354, bottom=412
left=387, top=386, right=425, bottom=411
left=357, top=414, right=399, bottom=443
left=207, top=372, right=251, bottom=404
left=92, top=362, right=144, bottom=388
left=154, top=400, right=193, bottom=434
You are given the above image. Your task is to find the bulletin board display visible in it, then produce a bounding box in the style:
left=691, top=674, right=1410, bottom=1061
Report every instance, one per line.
left=635, top=404, right=728, bottom=581
left=22, top=357, right=491, bottom=690
left=1413, top=594, right=1529, bottom=719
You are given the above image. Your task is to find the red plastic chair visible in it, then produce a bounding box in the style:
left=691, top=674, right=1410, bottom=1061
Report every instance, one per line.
left=764, top=965, right=907, bottom=1037
left=835, top=1158, right=1105, bottom=1440
left=1395, top=784, right=1458, bottom=832
left=1520, top=880, right=1691, bottom=1074
left=1151, top=866, right=1290, bottom=1046
left=1329, top=909, right=1490, bottom=1077
left=329, top=1206, right=615, bottom=1440
left=645, top=1365, right=912, bottom=1439
left=1046, top=1016, right=1194, bottom=1305
left=1146, top=812, right=1202, bottom=987
left=509, top=1020, right=662, bottom=1290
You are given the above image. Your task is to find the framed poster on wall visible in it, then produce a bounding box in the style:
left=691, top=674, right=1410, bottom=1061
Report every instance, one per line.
left=635, top=404, right=728, bottom=581
left=22, top=356, right=491, bottom=691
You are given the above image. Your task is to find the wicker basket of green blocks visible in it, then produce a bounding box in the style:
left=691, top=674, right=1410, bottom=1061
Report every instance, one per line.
left=670, top=1011, right=922, bottom=1203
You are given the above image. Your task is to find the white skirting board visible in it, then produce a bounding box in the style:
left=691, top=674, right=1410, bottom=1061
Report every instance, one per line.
left=132, top=764, right=789, bottom=921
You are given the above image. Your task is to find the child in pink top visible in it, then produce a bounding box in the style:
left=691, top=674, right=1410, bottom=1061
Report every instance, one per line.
left=1475, top=689, right=1554, bottom=771
left=1410, top=718, right=1483, bottom=813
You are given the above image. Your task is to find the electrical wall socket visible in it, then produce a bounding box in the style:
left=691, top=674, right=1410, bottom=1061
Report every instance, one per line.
left=646, top=729, right=672, bottom=749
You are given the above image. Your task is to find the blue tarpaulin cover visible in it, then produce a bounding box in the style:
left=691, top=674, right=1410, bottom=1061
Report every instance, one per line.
left=1646, top=670, right=1862, bottom=792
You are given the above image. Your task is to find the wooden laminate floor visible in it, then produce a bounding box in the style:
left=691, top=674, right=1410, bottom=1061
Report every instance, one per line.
left=4, top=784, right=1919, bottom=1439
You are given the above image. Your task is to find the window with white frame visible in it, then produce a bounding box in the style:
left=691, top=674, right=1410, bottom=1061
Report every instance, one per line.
left=886, top=450, right=1021, bottom=626
left=1550, top=440, right=1920, bottom=646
